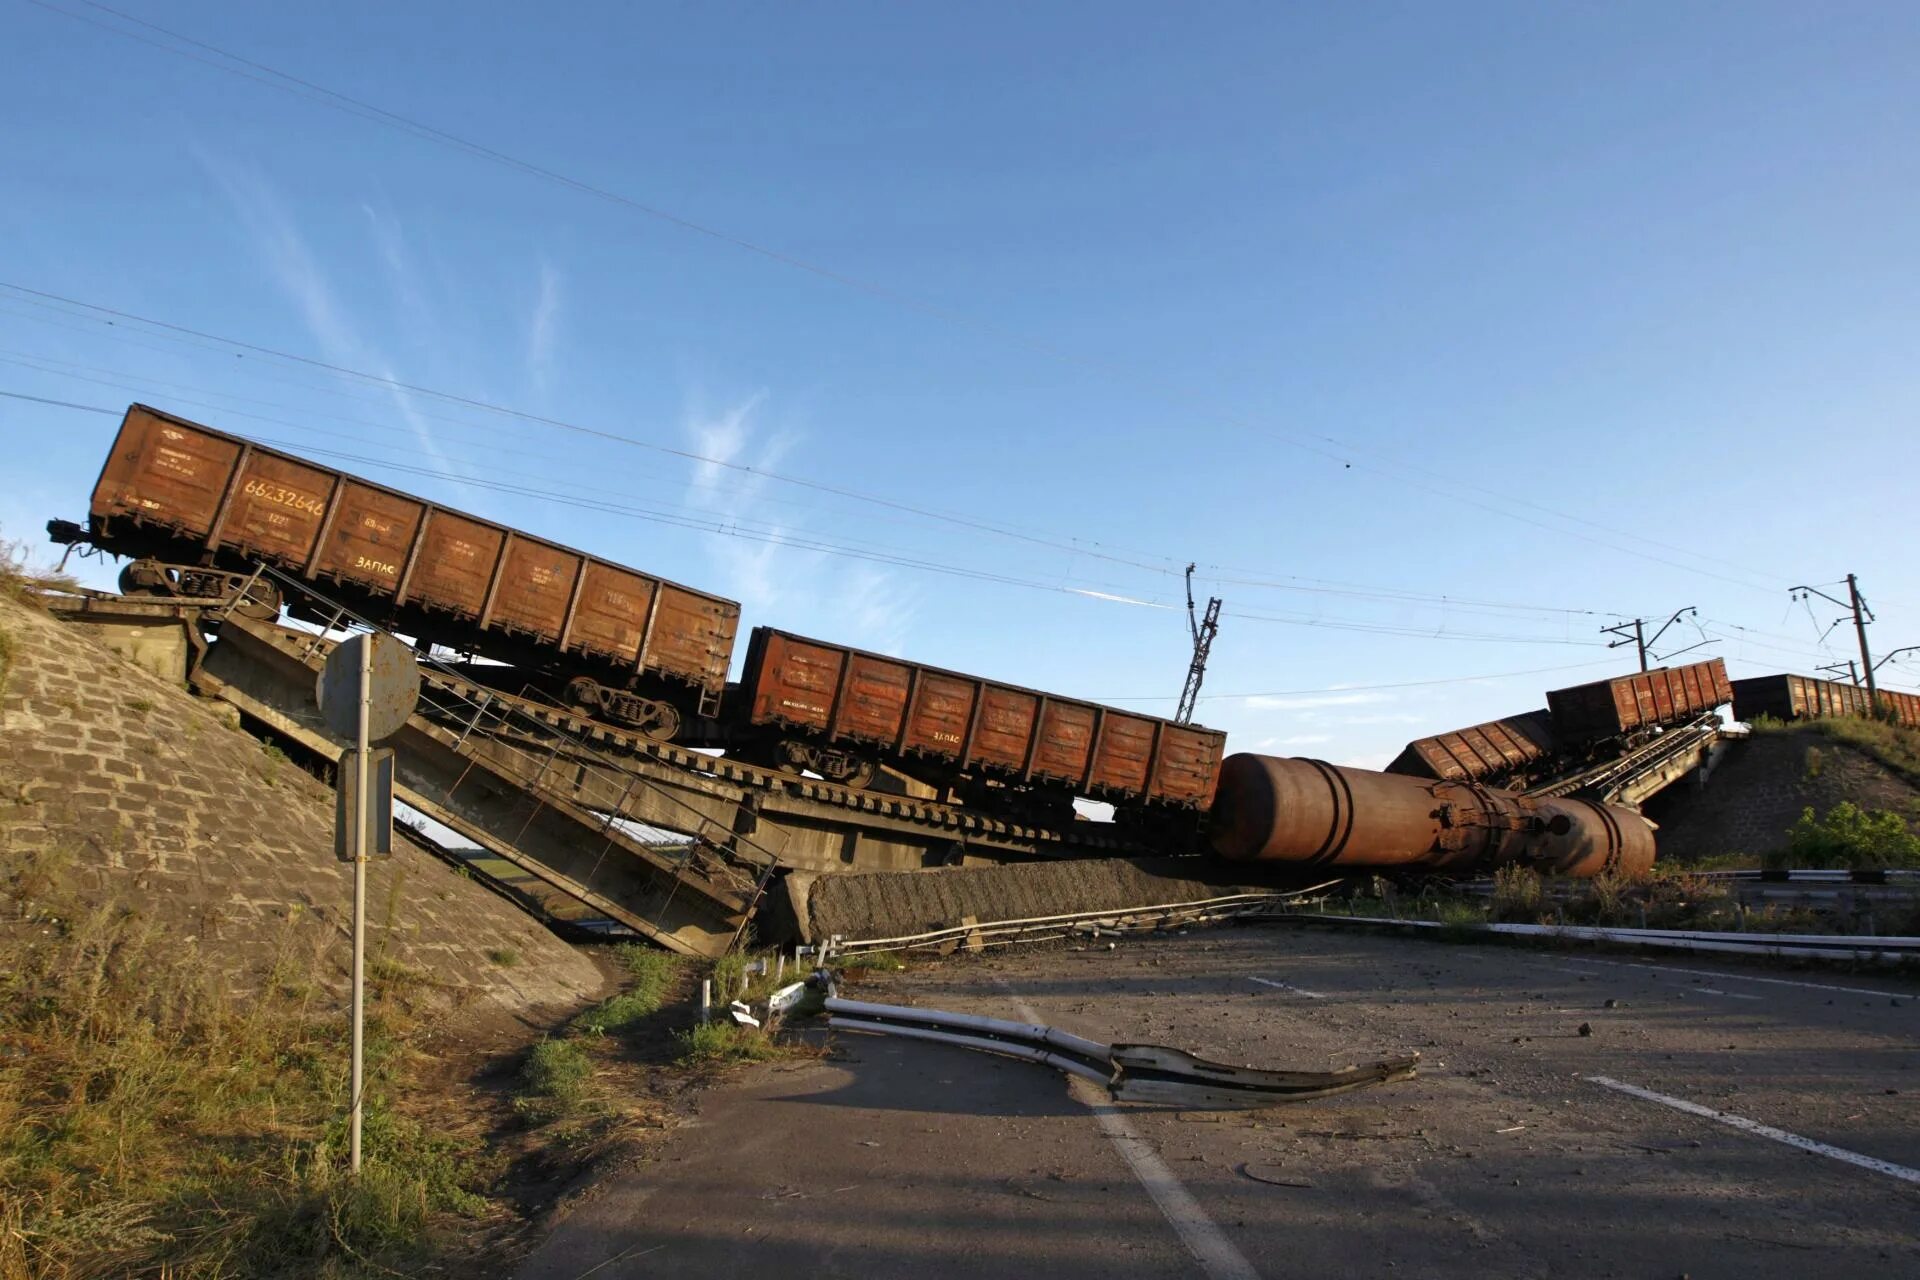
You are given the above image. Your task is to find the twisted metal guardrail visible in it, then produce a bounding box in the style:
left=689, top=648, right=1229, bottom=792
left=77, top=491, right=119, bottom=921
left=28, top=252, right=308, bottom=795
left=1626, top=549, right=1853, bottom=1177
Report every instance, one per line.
left=824, top=994, right=1418, bottom=1108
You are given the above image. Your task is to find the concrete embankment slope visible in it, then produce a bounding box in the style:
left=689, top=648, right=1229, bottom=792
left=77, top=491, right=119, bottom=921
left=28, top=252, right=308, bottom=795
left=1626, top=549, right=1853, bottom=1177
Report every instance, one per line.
left=0, top=592, right=602, bottom=1017
left=778, top=855, right=1295, bottom=943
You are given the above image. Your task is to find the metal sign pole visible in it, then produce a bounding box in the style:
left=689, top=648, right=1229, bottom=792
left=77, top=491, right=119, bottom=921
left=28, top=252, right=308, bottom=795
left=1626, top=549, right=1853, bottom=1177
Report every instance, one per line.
left=349, top=633, right=371, bottom=1175
left=315, top=628, right=418, bottom=1181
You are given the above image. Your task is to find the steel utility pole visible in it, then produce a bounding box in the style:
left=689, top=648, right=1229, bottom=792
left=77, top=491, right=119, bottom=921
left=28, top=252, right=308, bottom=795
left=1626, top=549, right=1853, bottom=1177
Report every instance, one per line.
left=1791, top=575, right=1877, bottom=713
left=1175, top=563, right=1222, bottom=725
left=1602, top=607, right=1697, bottom=672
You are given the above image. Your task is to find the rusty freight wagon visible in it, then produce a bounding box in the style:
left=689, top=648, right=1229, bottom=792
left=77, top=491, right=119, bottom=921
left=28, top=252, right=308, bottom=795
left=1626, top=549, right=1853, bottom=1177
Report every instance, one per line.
left=1732, top=673, right=1920, bottom=729
left=735, top=627, right=1226, bottom=808
left=1545, top=658, right=1733, bottom=747
left=63, top=404, right=739, bottom=735
left=1385, top=708, right=1557, bottom=785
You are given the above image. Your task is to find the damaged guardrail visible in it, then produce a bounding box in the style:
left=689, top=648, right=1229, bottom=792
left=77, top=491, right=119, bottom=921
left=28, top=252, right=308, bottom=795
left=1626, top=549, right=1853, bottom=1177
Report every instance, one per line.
left=1265, top=913, right=1920, bottom=964
left=825, top=994, right=1418, bottom=1108
left=823, top=885, right=1345, bottom=960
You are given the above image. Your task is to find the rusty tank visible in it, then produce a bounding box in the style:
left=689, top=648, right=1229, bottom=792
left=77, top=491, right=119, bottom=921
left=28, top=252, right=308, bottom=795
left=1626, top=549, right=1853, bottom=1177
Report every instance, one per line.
left=1206, top=754, right=1655, bottom=879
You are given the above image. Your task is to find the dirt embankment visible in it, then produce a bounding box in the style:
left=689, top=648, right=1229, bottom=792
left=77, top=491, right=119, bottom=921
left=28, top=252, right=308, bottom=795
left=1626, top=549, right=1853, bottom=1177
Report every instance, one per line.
left=1643, top=725, right=1920, bottom=863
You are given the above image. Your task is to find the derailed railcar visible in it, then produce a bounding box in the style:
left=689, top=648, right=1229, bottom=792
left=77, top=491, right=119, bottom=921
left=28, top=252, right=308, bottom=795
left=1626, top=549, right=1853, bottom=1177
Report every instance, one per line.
left=1732, top=673, right=1920, bottom=729
left=1545, top=658, right=1732, bottom=746
left=736, top=627, right=1226, bottom=808
left=1385, top=709, right=1556, bottom=786
left=71, top=404, right=738, bottom=733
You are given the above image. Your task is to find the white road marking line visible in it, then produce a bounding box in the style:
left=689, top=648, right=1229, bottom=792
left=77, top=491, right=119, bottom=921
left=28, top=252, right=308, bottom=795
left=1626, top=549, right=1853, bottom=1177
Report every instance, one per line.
left=1247, top=976, right=1326, bottom=999
left=1005, top=990, right=1260, bottom=1280
left=1560, top=956, right=1912, bottom=1000
left=1586, top=1076, right=1920, bottom=1186
left=1548, top=964, right=1759, bottom=999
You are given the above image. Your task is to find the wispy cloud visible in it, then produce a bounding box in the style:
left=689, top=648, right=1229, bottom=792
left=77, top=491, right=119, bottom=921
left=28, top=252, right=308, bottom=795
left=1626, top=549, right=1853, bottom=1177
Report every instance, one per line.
left=1243, top=690, right=1392, bottom=711
left=1248, top=733, right=1333, bottom=750
left=527, top=260, right=561, bottom=389
left=1067, top=588, right=1176, bottom=609
left=195, top=149, right=462, bottom=485
left=681, top=391, right=917, bottom=649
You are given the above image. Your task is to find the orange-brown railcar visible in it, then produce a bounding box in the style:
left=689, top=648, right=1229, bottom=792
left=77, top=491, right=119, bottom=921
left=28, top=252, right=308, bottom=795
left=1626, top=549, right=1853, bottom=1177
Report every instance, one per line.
left=1545, top=658, right=1733, bottom=746
left=77, top=404, right=737, bottom=729
left=739, top=627, right=1225, bottom=808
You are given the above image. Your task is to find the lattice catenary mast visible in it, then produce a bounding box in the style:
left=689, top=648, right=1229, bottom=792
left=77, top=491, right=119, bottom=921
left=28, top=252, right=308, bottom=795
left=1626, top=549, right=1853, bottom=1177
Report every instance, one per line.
left=1176, top=563, right=1222, bottom=725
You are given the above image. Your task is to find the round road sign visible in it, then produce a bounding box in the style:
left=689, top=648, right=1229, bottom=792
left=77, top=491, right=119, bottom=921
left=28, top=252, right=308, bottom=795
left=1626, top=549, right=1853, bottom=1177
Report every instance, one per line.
left=315, top=632, right=422, bottom=743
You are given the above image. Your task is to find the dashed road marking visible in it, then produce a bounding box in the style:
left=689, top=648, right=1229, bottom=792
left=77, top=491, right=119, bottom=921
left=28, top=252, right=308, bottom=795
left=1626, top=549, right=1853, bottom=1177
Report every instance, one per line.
left=1004, top=989, right=1261, bottom=1280
left=1247, top=976, right=1326, bottom=999
left=1560, top=956, right=1913, bottom=1001
left=1586, top=1075, right=1920, bottom=1186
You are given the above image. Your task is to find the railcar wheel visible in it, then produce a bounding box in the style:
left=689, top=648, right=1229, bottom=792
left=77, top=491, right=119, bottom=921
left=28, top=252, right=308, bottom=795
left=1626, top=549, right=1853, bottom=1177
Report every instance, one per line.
left=230, top=579, right=282, bottom=620
left=119, top=559, right=176, bottom=596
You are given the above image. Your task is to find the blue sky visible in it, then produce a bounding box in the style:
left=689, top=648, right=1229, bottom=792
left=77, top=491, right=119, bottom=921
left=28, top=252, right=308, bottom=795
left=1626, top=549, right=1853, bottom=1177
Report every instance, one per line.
left=3, top=1, right=1916, bottom=769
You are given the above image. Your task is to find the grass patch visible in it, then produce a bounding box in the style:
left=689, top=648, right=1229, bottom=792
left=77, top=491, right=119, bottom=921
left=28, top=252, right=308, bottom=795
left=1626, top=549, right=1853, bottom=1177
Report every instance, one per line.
left=0, top=846, right=490, bottom=1278
left=1488, top=864, right=1544, bottom=923
left=123, top=697, right=155, bottom=715
left=1434, top=899, right=1486, bottom=942
left=1751, top=713, right=1920, bottom=786
left=0, top=534, right=80, bottom=604
left=520, top=1039, right=592, bottom=1104
left=485, top=947, right=519, bottom=967
left=675, top=1021, right=783, bottom=1067
left=572, top=945, right=678, bottom=1037
left=835, top=950, right=904, bottom=972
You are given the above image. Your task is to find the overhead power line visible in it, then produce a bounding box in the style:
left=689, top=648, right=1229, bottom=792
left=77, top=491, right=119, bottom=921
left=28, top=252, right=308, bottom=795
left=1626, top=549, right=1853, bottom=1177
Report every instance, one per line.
left=24, top=0, right=1795, bottom=594
left=1099, top=657, right=1623, bottom=703
left=0, top=289, right=1684, bottom=624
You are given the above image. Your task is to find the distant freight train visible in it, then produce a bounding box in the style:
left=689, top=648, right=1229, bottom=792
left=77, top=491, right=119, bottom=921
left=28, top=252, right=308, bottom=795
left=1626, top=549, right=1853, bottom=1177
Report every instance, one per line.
left=1730, top=673, right=1920, bottom=730
left=51, top=404, right=1225, bottom=816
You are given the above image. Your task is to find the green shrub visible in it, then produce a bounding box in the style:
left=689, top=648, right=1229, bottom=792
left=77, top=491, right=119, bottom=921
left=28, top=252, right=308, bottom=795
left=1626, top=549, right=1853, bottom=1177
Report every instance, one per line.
left=1783, top=802, right=1920, bottom=870
left=520, top=1038, right=592, bottom=1105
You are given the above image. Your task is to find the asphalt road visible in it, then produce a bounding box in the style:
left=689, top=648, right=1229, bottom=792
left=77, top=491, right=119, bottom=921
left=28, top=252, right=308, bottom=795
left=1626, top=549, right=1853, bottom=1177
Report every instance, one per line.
left=516, top=927, right=1920, bottom=1279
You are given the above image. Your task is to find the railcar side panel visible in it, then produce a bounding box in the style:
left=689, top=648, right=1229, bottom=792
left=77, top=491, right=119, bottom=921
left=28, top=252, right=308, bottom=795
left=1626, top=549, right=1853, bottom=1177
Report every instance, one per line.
left=310, top=481, right=423, bottom=593
left=968, top=686, right=1039, bottom=772
left=836, top=654, right=911, bottom=742
left=1029, top=701, right=1096, bottom=784
left=746, top=631, right=837, bottom=729
left=1088, top=712, right=1155, bottom=796
left=902, top=672, right=977, bottom=756
left=568, top=561, right=658, bottom=663
left=216, top=451, right=336, bottom=563
left=486, top=537, right=580, bottom=641
left=407, top=512, right=505, bottom=618
left=645, top=585, right=739, bottom=695
left=92, top=406, right=240, bottom=532
left=1150, top=725, right=1227, bottom=806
